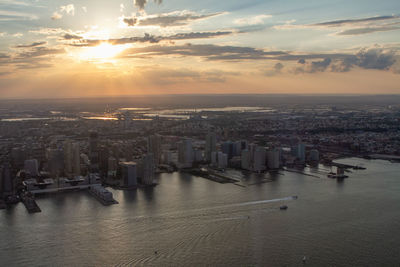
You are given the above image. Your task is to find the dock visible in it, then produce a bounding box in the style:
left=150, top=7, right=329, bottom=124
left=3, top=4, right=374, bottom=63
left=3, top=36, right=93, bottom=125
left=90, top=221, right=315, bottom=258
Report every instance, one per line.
left=20, top=192, right=41, bottom=213
left=331, top=162, right=366, bottom=170
left=89, top=185, right=118, bottom=206
left=184, top=168, right=240, bottom=184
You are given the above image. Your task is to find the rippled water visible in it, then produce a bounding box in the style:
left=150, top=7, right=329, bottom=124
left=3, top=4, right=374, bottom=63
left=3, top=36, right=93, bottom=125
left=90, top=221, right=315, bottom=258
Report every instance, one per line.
left=1, top=158, right=400, bottom=266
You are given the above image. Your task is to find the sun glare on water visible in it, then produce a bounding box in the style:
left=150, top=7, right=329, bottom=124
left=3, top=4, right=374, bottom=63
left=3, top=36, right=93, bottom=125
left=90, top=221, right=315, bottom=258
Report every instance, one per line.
left=77, top=43, right=127, bottom=61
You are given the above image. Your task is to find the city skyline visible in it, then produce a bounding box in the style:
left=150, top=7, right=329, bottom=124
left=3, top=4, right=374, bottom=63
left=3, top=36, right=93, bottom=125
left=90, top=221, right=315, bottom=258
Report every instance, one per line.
left=0, top=0, right=400, bottom=98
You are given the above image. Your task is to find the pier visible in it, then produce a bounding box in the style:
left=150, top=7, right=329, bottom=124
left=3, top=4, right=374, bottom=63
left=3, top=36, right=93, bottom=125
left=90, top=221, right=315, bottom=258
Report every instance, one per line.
left=20, top=192, right=41, bottom=213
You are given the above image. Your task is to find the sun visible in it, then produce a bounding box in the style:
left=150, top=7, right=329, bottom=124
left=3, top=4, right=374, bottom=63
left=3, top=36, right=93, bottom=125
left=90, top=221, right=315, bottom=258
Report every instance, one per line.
left=77, top=42, right=127, bottom=61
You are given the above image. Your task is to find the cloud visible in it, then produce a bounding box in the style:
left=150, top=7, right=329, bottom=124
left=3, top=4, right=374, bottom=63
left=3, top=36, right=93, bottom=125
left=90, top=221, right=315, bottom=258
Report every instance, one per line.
left=310, top=58, right=331, bottom=72
left=234, top=14, right=271, bottom=26
left=30, top=27, right=67, bottom=35
left=120, top=43, right=287, bottom=61
left=51, top=12, right=62, bottom=20
left=294, top=48, right=397, bottom=73
left=63, top=33, right=83, bottom=40
left=60, top=4, right=75, bottom=16
left=264, top=62, right=284, bottom=76
left=0, top=45, right=66, bottom=71
left=298, top=58, right=306, bottom=64
left=134, top=0, right=162, bottom=10
left=119, top=43, right=398, bottom=74
left=312, top=15, right=399, bottom=27
left=15, top=46, right=65, bottom=59
left=123, top=17, right=137, bottom=26
left=337, top=26, right=400, bottom=35
left=274, top=62, right=284, bottom=72
left=122, top=10, right=222, bottom=27
left=0, top=10, right=38, bottom=21
left=356, top=48, right=396, bottom=70
left=275, top=15, right=400, bottom=36
left=51, top=4, right=75, bottom=20
left=15, top=41, right=47, bottom=48
left=67, top=31, right=234, bottom=46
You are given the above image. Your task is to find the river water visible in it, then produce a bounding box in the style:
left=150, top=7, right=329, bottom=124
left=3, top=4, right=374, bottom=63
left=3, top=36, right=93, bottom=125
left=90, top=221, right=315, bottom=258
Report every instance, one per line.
left=1, top=158, right=399, bottom=266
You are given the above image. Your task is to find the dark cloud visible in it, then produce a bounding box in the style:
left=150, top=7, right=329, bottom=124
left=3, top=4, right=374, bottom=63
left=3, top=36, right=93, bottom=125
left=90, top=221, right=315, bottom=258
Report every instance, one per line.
left=294, top=48, right=397, bottom=73
left=274, top=62, right=284, bottom=71
left=313, top=15, right=399, bottom=27
left=121, top=44, right=397, bottom=74
left=123, top=17, right=137, bottom=26
left=264, top=62, right=284, bottom=76
left=69, top=31, right=234, bottom=47
left=134, top=0, right=162, bottom=10
left=69, top=33, right=160, bottom=47
left=15, top=41, right=47, bottom=48
left=310, top=58, right=331, bottom=72
left=337, top=26, right=400, bottom=35
left=0, top=46, right=65, bottom=71
left=356, top=48, right=396, bottom=70
left=120, top=43, right=288, bottom=61
left=15, top=63, right=53, bottom=69
left=298, top=58, right=306, bottom=64
left=123, top=12, right=221, bottom=27
left=15, top=46, right=65, bottom=58
left=63, top=33, right=83, bottom=40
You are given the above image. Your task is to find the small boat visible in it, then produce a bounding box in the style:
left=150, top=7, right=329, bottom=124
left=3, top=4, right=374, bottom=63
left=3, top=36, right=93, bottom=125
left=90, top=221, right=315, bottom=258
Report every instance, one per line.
left=280, top=205, right=288, bottom=210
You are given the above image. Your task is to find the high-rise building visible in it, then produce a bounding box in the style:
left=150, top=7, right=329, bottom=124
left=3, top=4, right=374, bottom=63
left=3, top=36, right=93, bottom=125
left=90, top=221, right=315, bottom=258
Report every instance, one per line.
left=205, top=132, right=217, bottom=162
left=24, top=159, right=39, bottom=177
left=233, top=141, right=242, bottom=157
left=194, top=149, right=203, bottom=163
left=98, top=145, right=109, bottom=176
left=241, top=149, right=251, bottom=170
left=119, top=161, right=137, bottom=187
left=47, top=148, right=64, bottom=177
left=63, top=140, right=73, bottom=176
left=11, top=147, right=26, bottom=170
left=240, top=140, right=248, bottom=151
left=267, top=148, right=280, bottom=169
left=107, top=157, right=118, bottom=178
left=89, top=131, right=99, bottom=173
left=241, top=145, right=266, bottom=172
left=162, top=151, right=172, bottom=165
left=309, top=149, right=320, bottom=162
left=64, top=140, right=81, bottom=177
left=217, top=152, right=228, bottom=169
left=211, top=151, right=218, bottom=166
left=0, top=163, right=13, bottom=197
left=141, top=154, right=155, bottom=185
left=253, top=146, right=266, bottom=172
left=222, top=141, right=235, bottom=159
left=71, top=142, right=81, bottom=176
left=178, top=138, right=193, bottom=168
left=297, top=143, right=306, bottom=162
left=148, top=135, right=162, bottom=166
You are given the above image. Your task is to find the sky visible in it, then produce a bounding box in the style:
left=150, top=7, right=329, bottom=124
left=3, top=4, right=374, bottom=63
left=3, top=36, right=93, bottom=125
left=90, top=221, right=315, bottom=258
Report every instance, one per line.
left=0, top=0, right=400, bottom=98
